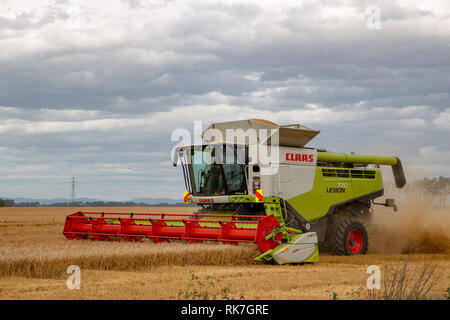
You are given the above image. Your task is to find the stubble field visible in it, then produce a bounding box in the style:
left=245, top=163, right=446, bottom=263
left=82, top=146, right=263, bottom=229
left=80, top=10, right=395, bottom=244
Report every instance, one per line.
left=0, top=204, right=449, bottom=300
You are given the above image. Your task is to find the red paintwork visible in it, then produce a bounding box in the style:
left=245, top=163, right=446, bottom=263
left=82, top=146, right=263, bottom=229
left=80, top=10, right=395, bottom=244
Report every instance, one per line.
left=347, top=229, right=363, bottom=254
left=63, top=211, right=282, bottom=253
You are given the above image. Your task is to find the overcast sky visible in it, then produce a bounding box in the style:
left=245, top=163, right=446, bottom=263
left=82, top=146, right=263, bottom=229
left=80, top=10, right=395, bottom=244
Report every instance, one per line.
left=0, top=0, right=449, bottom=200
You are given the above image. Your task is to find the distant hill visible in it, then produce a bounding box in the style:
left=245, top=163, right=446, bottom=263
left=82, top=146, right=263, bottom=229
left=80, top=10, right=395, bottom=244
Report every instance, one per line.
left=129, top=197, right=182, bottom=205
left=12, top=197, right=102, bottom=205
left=9, top=197, right=182, bottom=205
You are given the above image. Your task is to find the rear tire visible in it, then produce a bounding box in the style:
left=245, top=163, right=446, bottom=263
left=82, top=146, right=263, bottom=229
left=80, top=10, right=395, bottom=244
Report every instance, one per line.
left=329, top=218, right=369, bottom=255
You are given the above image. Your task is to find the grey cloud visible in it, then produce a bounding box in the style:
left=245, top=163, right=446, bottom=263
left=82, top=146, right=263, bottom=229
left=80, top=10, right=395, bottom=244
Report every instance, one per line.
left=2, top=0, right=449, bottom=113
left=0, top=0, right=449, bottom=199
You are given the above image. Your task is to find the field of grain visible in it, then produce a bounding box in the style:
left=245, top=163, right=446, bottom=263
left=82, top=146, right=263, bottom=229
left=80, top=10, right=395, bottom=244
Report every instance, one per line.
left=0, top=205, right=449, bottom=300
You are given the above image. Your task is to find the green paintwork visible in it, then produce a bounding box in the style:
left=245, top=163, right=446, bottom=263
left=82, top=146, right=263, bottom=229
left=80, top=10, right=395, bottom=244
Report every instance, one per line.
left=286, top=167, right=383, bottom=221
left=228, top=195, right=256, bottom=203
left=254, top=248, right=277, bottom=262
left=317, top=152, right=397, bottom=165
left=263, top=198, right=284, bottom=223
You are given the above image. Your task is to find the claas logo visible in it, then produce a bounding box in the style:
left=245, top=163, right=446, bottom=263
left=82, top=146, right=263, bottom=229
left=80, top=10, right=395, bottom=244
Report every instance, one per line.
left=285, top=153, right=314, bottom=162
left=199, top=198, right=215, bottom=203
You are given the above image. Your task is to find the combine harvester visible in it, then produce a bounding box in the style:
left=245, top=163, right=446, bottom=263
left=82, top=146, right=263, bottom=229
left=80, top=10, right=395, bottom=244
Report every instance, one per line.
left=63, top=119, right=406, bottom=264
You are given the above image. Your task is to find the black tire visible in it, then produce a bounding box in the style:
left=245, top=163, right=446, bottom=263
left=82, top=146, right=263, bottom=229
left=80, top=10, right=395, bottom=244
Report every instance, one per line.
left=329, top=218, right=369, bottom=255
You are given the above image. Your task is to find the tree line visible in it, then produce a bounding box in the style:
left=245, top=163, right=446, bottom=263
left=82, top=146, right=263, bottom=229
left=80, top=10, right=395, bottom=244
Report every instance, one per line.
left=411, top=176, right=450, bottom=198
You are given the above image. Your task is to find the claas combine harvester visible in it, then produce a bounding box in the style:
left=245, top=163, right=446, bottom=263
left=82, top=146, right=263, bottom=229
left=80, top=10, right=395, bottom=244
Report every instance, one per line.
left=63, top=119, right=406, bottom=264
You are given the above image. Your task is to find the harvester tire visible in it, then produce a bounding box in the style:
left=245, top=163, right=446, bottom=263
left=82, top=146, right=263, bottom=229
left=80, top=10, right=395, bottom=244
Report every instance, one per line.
left=330, top=218, right=369, bottom=255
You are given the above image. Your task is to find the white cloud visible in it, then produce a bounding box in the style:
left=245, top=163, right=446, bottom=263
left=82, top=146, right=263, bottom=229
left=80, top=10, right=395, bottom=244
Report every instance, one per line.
left=419, top=146, right=450, bottom=160
left=433, top=108, right=450, bottom=131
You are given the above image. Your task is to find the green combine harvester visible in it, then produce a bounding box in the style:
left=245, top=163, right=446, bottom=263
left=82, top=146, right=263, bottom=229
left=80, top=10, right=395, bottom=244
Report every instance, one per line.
left=172, top=119, right=406, bottom=263
left=63, top=119, right=405, bottom=265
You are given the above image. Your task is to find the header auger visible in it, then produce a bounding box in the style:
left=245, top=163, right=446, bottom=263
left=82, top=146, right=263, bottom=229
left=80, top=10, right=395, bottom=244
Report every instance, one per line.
left=63, top=119, right=406, bottom=264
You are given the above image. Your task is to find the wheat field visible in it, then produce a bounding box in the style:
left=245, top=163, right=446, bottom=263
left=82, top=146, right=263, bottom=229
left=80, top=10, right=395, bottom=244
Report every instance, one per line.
left=0, top=205, right=449, bottom=300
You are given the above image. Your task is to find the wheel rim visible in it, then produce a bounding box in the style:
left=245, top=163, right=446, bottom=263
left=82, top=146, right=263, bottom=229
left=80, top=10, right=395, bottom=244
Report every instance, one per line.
left=347, top=229, right=363, bottom=253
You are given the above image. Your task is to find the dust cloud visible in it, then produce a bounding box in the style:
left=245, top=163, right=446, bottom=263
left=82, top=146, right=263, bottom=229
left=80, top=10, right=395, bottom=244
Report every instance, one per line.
left=368, top=200, right=450, bottom=254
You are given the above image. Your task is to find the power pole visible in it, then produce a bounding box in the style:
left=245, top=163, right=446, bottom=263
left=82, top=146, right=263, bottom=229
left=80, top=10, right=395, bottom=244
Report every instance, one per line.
left=71, top=177, right=76, bottom=203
